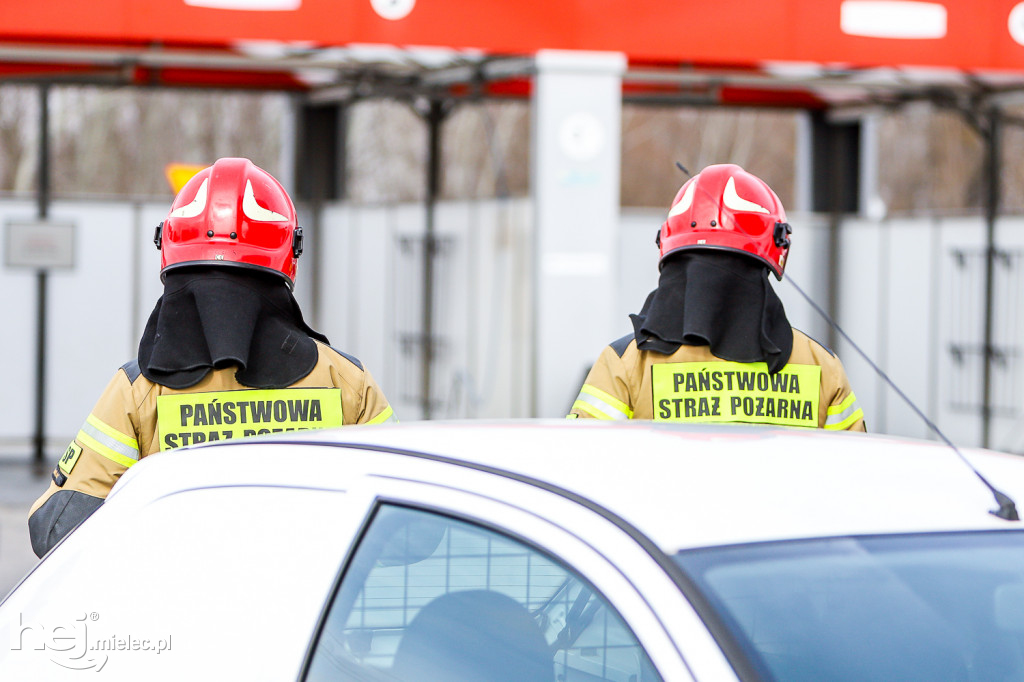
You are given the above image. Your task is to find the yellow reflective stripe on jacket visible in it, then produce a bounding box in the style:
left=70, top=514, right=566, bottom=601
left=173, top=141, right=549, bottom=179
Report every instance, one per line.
left=78, top=414, right=140, bottom=468
left=367, top=405, right=397, bottom=425
left=156, top=387, right=345, bottom=451
left=825, top=392, right=864, bottom=430
left=572, top=385, right=633, bottom=420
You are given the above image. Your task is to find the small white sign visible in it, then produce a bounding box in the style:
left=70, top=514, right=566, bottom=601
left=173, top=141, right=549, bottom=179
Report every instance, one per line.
left=1010, top=3, right=1024, bottom=46
left=371, top=0, right=415, bottom=20
left=542, top=252, right=609, bottom=277
left=5, top=220, right=75, bottom=269
left=183, top=0, right=301, bottom=10
left=840, top=1, right=947, bottom=39
left=559, top=112, right=606, bottom=162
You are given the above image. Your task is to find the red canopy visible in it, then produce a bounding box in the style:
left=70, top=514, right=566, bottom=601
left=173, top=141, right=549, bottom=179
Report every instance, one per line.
left=2, top=0, right=1024, bottom=106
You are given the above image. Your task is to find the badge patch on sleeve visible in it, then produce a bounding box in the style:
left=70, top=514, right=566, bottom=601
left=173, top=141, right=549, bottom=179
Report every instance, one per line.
left=58, top=442, right=83, bottom=477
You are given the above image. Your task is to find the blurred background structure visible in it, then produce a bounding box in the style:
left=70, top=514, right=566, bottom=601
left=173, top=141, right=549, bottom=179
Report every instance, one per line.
left=3, top=0, right=1024, bottom=464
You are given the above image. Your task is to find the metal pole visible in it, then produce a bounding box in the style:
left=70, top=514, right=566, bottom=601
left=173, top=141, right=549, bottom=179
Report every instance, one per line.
left=38, top=85, right=49, bottom=221
left=33, top=83, right=50, bottom=470
left=981, top=107, right=1001, bottom=449
left=421, top=100, right=444, bottom=420
left=825, top=123, right=846, bottom=352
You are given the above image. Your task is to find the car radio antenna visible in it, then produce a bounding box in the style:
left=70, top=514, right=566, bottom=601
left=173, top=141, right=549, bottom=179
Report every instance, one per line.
left=786, top=273, right=1020, bottom=521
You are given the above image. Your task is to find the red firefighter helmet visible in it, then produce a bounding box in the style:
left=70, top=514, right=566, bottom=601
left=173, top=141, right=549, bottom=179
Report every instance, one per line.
left=154, top=157, right=303, bottom=287
left=657, top=163, right=791, bottom=279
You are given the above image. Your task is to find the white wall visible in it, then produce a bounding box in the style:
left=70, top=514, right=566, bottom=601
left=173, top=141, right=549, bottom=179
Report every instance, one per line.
left=830, top=215, right=1024, bottom=452
left=979, top=217, right=1024, bottom=452
left=3, top=198, right=1023, bottom=459
left=0, top=200, right=49, bottom=454
left=0, top=200, right=165, bottom=457
left=316, top=199, right=534, bottom=422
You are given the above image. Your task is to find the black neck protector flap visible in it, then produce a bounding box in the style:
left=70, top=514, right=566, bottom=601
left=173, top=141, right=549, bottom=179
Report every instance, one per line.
left=629, top=252, right=793, bottom=373
left=138, top=268, right=329, bottom=389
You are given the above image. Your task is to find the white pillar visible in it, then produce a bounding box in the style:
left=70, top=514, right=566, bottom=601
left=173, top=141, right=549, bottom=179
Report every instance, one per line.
left=859, top=112, right=885, bottom=220
left=530, top=50, right=626, bottom=417
left=793, top=111, right=813, bottom=213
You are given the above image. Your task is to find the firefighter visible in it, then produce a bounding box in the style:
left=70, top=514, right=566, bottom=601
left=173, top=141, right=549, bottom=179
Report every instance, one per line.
left=569, top=163, right=865, bottom=431
left=29, top=157, right=396, bottom=557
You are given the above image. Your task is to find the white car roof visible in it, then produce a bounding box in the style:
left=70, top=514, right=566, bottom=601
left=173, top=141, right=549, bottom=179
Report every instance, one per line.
left=114, top=420, right=1024, bottom=552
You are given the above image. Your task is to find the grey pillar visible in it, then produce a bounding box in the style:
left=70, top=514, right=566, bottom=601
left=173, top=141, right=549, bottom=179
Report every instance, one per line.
left=293, top=101, right=347, bottom=326
left=421, top=99, right=450, bottom=420
left=981, top=107, right=1002, bottom=449
left=530, top=50, right=626, bottom=417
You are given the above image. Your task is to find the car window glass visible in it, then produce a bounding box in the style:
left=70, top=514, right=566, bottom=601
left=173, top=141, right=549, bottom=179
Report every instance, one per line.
left=675, top=532, right=1024, bottom=682
left=305, top=504, right=662, bottom=682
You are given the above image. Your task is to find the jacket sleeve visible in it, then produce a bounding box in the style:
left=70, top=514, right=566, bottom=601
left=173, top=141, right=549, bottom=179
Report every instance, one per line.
left=28, top=368, right=141, bottom=557
left=821, top=354, right=867, bottom=432
left=354, top=366, right=397, bottom=425
left=329, top=353, right=397, bottom=425
left=568, top=346, right=635, bottom=420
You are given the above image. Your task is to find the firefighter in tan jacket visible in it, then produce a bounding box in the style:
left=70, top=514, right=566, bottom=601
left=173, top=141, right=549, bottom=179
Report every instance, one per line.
left=570, top=163, right=864, bottom=432
left=29, top=158, right=395, bottom=557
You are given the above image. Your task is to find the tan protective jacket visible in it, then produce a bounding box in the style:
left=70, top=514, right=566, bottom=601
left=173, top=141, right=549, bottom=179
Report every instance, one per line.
left=570, top=329, right=865, bottom=431
left=29, top=342, right=395, bottom=556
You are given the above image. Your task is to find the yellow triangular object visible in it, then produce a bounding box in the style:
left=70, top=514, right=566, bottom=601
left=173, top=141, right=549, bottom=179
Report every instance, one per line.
left=164, top=163, right=210, bottom=194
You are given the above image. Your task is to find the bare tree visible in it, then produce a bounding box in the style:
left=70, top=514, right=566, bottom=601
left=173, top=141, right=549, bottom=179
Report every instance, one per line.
left=347, top=100, right=426, bottom=204
left=877, top=105, right=983, bottom=215
left=0, top=81, right=1019, bottom=219
left=7, top=85, right=292, bottom=199
left=443, top=102, right=529, bottom=200
left=0, top=85, right=39, bottom=193
left=621, top=106, right=798, bottom=208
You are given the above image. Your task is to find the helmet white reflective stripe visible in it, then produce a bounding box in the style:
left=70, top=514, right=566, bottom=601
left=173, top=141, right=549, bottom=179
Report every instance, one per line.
left=667, top=178, right=697, bottom=219
left=168, top=178, right=209, bottom=219
left=242, top=180, right=288, bottom=222
left=723, top=176, right=770, bottom=214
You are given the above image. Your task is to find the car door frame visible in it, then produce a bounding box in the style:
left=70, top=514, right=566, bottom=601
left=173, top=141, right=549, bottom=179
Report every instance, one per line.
left=301, top=450, right=740, bottom=682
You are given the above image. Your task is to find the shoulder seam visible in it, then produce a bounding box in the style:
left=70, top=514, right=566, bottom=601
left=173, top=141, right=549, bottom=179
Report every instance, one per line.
left=326, top=344, right=364, bottom=371
left=795, top=328, right=836, bottom=358
left=609, top=333, right=635, bottom=358
left=119, top=359, right=142, bottom=384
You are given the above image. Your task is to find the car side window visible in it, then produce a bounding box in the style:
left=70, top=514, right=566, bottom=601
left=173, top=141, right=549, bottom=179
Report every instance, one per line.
left=305, top=504, right=662, bottom=682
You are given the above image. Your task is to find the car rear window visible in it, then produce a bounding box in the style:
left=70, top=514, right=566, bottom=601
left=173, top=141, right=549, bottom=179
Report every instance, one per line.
left=675, top=531, right=1024, bottom=681
left=305, top=504, right=661, bottom=682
